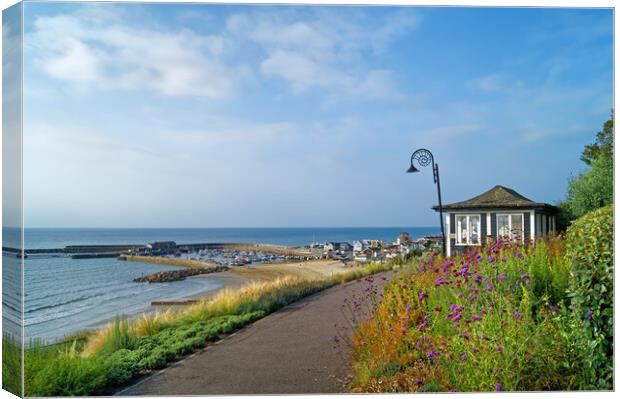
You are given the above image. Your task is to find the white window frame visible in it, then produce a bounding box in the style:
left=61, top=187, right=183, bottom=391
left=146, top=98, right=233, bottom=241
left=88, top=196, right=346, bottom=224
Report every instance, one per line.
left=496, top=213, right=524, bottom=242
left=455, top=214, right=481, bottom=246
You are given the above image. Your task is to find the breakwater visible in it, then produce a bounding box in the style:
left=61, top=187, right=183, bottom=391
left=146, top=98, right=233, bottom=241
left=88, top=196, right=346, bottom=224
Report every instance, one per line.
left=134, top=266, right=229, bottom=283
left=118, top=255, right=219, bottom=269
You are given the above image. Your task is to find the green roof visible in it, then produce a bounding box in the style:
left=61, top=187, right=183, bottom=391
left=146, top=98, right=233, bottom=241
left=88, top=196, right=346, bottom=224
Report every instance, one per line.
left=433, top=185, right=559, bottom=211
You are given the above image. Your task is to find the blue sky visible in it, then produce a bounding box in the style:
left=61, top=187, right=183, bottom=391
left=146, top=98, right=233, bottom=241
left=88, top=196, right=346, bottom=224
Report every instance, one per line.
left=16, top=2, right=613, bottom=227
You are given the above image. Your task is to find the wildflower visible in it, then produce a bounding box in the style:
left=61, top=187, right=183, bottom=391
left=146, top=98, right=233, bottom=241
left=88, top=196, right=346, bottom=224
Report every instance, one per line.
left=435, top=277, right=446, bottom=286
left=419, top=291, right=428, bottom=301
left=401, top=327, right=408, bottom=336
left=473, top=347, right=479, bottom=353
left=501, top=257, right=507, bottom=263
left=451, top=313, right=462, bottom=322
left=414, top=379, right=423, bottom=386
left=513, top=312, right=522, bottom=320
left=486, top=283, right=493, bottom=292
left=586, top=310, right=594, bottom=318
left=457, top=292, right=464, bottom=299
left=487, top=256, right=496, bottom=263
left=495, top=383, right=503, bottom=391
left=472, top=315, right=483, bottom=321
left=460, top=353, right=468, bottom=361
left=549, top=305, right=559, bottom=313
left=405, top=305, right=413, bottom=313
left=481, top=308, right=488, bottom=315
left=495, top=345, right=504, bottom=352
left=520, top=274, right=530, bottom=280
left=498, top=273, right=506, bottom=282
left=516, top=252, right=524, bottom=259
left=467, top=295, right=476, bottom=302
left=419, top=264, right=426, bottom=272
left=426, top=349, right=440, bottom=359
left=433, top=250, right=439, bottom=256
left=418, top=321, right=428, bottom=332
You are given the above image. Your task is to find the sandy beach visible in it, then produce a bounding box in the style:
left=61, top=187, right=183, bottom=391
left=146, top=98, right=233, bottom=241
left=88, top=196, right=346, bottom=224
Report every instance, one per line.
left=179, top=259, right=356, bottom=303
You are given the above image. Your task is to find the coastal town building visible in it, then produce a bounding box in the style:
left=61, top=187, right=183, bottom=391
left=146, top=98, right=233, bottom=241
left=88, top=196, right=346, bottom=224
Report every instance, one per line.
left=433, top=185, right=560, bottom=257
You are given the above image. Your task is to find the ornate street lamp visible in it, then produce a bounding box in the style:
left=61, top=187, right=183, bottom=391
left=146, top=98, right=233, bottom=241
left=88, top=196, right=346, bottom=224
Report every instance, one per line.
left=407, top=149, right=446, bottom=257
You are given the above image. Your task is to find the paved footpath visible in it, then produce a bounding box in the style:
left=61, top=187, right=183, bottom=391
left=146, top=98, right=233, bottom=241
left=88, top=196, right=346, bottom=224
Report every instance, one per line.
left=118, top=272, right=392, bottom=395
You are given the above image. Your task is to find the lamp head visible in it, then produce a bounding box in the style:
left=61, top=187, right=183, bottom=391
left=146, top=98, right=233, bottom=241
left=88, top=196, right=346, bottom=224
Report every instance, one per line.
left=406, top=164, right=419, bottom=173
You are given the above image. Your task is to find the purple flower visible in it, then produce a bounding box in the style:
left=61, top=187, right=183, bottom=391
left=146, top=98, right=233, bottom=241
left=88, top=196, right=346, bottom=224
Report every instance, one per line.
left=520, top=274, right=530, bottom=280
left=451, top=313, right=462, bottom=322
left=487, top=256, right=496, bottom=263
left=473, top=347, right=479, bottom=353
left=549, top=305, right=559, bottom=313
left=418, top=321, right=428, bottom=332
left=586, top=310, right=594, bottom=318
left=495, top=382, right=503, bottom=391
left=460, top=353, right=468, bottom=361
left=405, top=305, right=413, bottom=312
left=419, top=291, right=428, bottom=301
left=501, top=257, right=507, bottom=263
left=426, top=350, right=440, bottom=359
left=513, top=312, right=522, bottom=320
left=401, top=327, right=408, bottom=336
left=498, top=273, right=506, bottom=282
left=472, top=315, right=483, bottom=321
left=435, top=277, right=446, bottom=287
left=495, top=345, right=504, bottom=352
left=486, top=283, right=493, bottom=292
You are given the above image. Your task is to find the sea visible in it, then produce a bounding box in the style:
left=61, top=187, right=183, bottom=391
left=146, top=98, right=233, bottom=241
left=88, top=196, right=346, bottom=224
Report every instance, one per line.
left=2, top=227, right=439, bottom=344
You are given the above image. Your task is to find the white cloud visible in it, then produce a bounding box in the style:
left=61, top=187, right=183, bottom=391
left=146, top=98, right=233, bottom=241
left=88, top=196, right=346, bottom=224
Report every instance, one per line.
left=27, top=9, right=240, bottom=98
left=232, top=10, right=419, bottom=100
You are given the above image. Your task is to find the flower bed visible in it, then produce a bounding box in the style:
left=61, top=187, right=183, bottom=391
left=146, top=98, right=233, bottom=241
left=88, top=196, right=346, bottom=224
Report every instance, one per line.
left=350, top=238, right=592, bottom=392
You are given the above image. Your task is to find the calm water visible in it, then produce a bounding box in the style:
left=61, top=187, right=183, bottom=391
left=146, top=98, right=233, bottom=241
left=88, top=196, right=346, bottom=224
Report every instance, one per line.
left=4, top=227, right=439, bottom=343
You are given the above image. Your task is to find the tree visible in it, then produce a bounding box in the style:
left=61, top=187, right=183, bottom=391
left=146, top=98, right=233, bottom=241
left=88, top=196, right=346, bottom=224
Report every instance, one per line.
left=561, top=112, right=614, bottom=221
left=566, top=152, right=613, bottom=219
left=580, top=111, right=614, bottom=165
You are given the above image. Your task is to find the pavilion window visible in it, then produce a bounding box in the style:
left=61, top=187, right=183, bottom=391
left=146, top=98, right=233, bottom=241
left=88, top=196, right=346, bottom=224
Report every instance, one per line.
left=497, top=214, right=524, bottom=242
left=456, top=214, right=481, bottom=245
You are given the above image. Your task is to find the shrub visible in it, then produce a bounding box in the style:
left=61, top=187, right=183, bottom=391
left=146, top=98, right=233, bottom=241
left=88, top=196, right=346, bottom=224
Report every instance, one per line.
left=30, top=355, right=109, bottom=396
left=565, top=205, right=613, bottom=389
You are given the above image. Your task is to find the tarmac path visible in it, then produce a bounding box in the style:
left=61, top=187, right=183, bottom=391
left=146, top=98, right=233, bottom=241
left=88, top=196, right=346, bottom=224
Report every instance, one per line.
left=117, top=271, right=393, bottom=395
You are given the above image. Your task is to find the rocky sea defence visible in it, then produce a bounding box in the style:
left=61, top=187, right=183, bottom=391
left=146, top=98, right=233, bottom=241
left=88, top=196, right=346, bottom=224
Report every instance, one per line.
left=133, top=266, right=229, bottom=283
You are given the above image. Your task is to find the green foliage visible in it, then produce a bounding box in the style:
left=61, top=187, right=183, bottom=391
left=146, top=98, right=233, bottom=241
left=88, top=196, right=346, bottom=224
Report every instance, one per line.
left=2, top=335, right=22, bottom=396
left=566, top=154, right=613, bottom=218
left=565, top=205, right=613, bottom=389
left=100, top=317, right=137, bottom=354
left=580, top=112, right=614, bottom=165
left=31, top=355, right=109, bottom=396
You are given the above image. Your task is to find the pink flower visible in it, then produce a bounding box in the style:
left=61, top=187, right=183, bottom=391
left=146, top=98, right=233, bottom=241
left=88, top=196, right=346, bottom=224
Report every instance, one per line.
left=495, top=345, right=504, bottom=352
left=419, top=291, right=428, bottom=301
left=498, top=273, right=506, bottom=282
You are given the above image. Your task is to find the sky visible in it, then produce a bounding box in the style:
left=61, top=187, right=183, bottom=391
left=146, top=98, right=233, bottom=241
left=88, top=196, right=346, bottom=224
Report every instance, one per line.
left=8, top=2, right=614, bottom=227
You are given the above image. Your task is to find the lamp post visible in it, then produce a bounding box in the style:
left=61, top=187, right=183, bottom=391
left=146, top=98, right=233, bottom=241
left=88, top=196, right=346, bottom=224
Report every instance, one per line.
left=406, top=149, right=446, bottom=257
